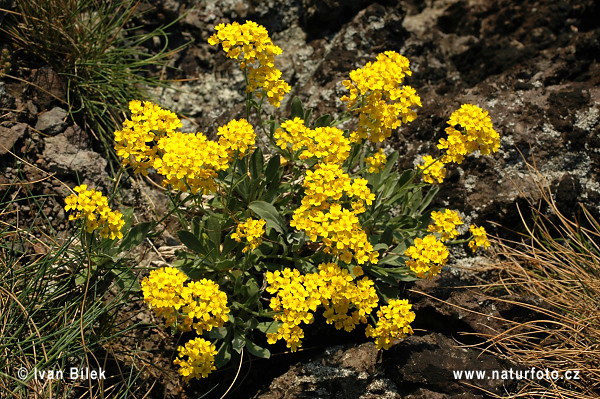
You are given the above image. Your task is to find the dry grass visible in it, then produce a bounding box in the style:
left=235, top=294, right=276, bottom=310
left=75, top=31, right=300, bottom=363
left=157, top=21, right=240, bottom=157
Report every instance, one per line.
left=480, top=163, right=600, bottom=398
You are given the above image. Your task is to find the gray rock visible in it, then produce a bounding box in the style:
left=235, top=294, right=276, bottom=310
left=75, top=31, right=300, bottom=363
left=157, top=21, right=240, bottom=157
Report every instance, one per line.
left=35, top=107, right=68, bottom=135
left=61, top=125, right=91, bottom=150
left=43, top=132, right=108, bottom=182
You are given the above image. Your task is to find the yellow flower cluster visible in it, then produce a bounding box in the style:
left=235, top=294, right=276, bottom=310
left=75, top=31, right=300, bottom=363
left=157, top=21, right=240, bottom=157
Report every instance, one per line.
left=364, top=149, right=387, bottom=173
left=265, top=263, right=379, bottom=351
left=154, top=131, right=230, bottom=194
left=404, top=234, right=449, bottom=279
left=366, top=299, right=415, bottom=350
left=341, top=51, right=422, bottom=143
left=290, top=163, right=378, bottom=264
left=64, top=184, right=125, bottom=239
left=115, top=101, right=261, bottom=194
left=274, top=118, right=351, bottom=165
left=417, top=155, right=447, bottom=184
left=217, top=118, right=256, bottom=159
left=140, top=266, right=188, bottom=324
left=439, top=104, right=501, bottom=164
left=141, top=267, right=230, bottom=334
left=114, top=100, right=182, bottom=174
left=427, top=209, right=463, bottom=242
left=231, top=218, right=266, bottom=253
left=173, top=337, right=218, bottom=380
left=274, top=117, right=307, bottom=151
left=317, top=263, right=379, bottom=332
left=469, top=225, right=491, bottom=252
left=265, top=268, right=319, bottom=351
left=208, top=21, right=291, bottom=107
left=418, top=104, right=499, bottom=184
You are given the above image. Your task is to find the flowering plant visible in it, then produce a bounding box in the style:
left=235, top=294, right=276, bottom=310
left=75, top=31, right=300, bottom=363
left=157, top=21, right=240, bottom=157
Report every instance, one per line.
left=66, top=20, right=498, bottom=380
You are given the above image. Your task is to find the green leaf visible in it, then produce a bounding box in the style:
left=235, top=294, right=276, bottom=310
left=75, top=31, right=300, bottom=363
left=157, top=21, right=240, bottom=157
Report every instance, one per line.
left=417, top=186, right=440, bottom=214
left=111, top=268, right=141, bottom=292
left=290, top=96, right=304, bottom=120
left=244, top=278, right=260, bottom=298
left=303, top=108, right=313, bottom=126
left=378, top=254, right=402, bottom=266
left=381, top=151, right=399, bottom=177
left=119, top=222, right=152, bottom=252
left=264, top=155, right=281, bottom=183
left=221, top=234, right=238, bottom=256
left=177, top=230, right=204, bottom=253
left=392, top=239, right=412, bottom=255
left=396, top=168, right=415, bottom=190
left=244, top=278, right=261, bottom=306
left=75, top=264, right=97, bottom=286
left=314, top=114, right=332, bottom=127
left=214, top=258, right=235, bottom=271
left=215, top=341, right=231, bottom=368
left=399, top=274, right=420, bottom=282
left=256, top=320, right=280, bottom=334
left=232, top=333, right=245, bottom=354
left=246, top=318, right=259, bottom=330
left=373, top=243, right=388, bottom=252
left=205, top=327, right=228, bottom=340
left=191, top=216, right=202, bottom=237
left=232, top=270, right=244, bottom=295
left=380, top=227, right=394, bottom=246
left=250, top=147, right=264, bottom=179
left=206, top=215, right=221, bottom=251
left=249, top=201, right=285, bottom=234
left=244, top=338, right=270, bottom=359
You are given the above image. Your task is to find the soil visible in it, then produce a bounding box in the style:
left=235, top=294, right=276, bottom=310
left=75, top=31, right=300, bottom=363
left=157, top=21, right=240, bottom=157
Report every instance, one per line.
left=1, top=0, right=599, bottom=398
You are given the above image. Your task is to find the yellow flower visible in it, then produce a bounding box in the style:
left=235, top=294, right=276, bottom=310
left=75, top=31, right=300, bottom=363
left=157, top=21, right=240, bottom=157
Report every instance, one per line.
left=64, top=185, right=124, bottom=239
left=341, top=51, right=421, bottom=143
left=217, top=118, right=256, bottom=159
left=274, top=117, right=309, bottom=151
left=114, top=100, right=182, bottom=174
left=290, top=163, right=378, bottom=264
left=114, top=101, right=240, bottom=194
left=438, top=104, right=500, bottom=164
left=364, top=149, right=387, bottom=173
left=153, top=131, right=230, bottom=194
left=208, top=21, right=290, bottom=107
left=365, top=299, right=415, bottom=350
left=173, top=337, right=217, bottom=380
left=417, top=155, right=447, bottom=184
left=427, top=209, right=463, bottom=242
left=180, top=279, right=231, bottom=334
left=404, top=234, right=449, bottom=279
left=141, top=267, right=230, bottom=333
left=231, top=218, right=266, bottom=253
left=141, top=266, right=188, bottom=325
left=265, top=268, right=319, bottom=351
left=265, top=264, right=379, bottom=350
left=275, top=119, right=351, bottom=164
left=468, top=225, right=491, bottom=252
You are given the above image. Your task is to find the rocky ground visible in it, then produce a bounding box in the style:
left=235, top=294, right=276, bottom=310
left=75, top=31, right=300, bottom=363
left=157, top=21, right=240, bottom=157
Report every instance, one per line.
left=1, top=0, right=599, bottom=397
